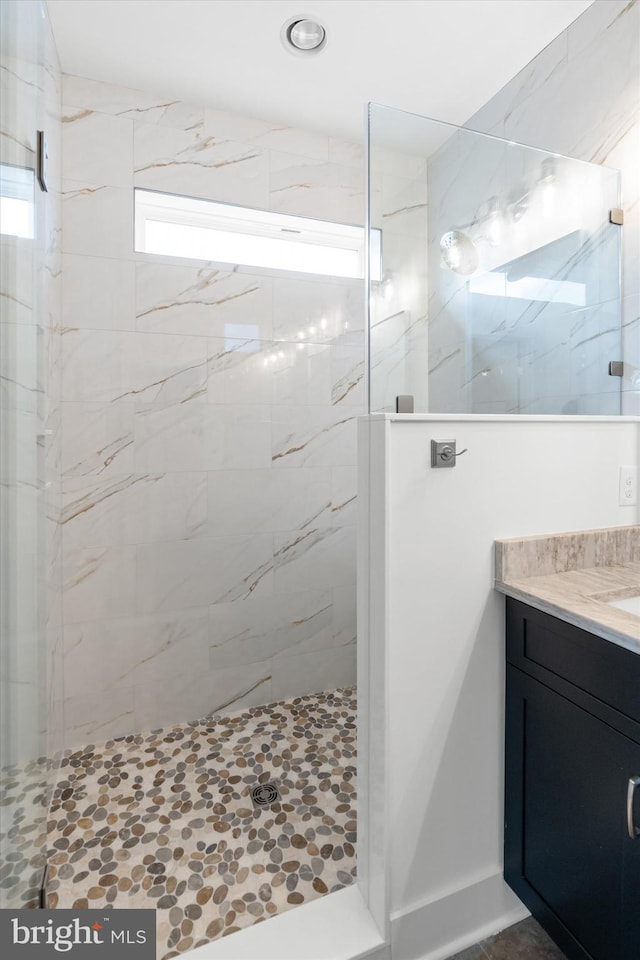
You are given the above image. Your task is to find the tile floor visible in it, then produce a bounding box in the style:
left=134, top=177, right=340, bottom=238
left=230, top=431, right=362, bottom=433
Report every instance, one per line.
left=45, top=687, right=357, bottom=959
left=447, top=916, right=569, bottom=959
left=0, top=756, right=49, bottom=909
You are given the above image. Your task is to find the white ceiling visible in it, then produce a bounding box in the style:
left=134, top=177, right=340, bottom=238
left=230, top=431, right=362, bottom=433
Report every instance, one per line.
left=46, top=0, right=594, bottom=141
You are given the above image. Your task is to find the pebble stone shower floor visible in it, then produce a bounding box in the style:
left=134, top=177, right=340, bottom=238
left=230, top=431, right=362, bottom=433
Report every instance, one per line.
left=45, top=687, right=357, bottom=958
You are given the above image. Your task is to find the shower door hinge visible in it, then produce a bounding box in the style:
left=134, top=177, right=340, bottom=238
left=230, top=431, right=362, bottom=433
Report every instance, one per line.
left=608, top=360, right=624, bottom=377
left=609, top=208, right=624, bottom=225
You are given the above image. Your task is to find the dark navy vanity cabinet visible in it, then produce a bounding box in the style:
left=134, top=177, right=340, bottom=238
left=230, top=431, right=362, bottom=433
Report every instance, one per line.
left=504, top=598, right=640, bottom=960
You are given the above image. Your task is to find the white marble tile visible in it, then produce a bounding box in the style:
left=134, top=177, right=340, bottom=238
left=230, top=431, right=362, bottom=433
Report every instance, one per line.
left=567, top=0, right=634, bottom=64
left=621, top=389, right=640, bottom=416
left=201, top=403, right=273, bottom=466
left=368, top=143, right=428, bottom=180
left=206, top=405, right=272, bottom=469
left=329, top=138, right=365, bottom=169
left=133, top=662, right=273, bottom=731
left=261, top=126, right=329, bottom=161
left=0, top=238, right=34, bottom=324
left=1, top=477, right=39, bottom=568
left=63, top=544, right=137, bottom=623
left=63, top=607, right=209, bottom=697
left=569, top=306, right=622, bottom=397
left=503, top=10, right=638, bottom=164
left=61, top=328, right=208, bottom=405
left=0, top=48, right=40, bottom=164
left=207, top=336, right=275, bottom=405
left=134, top=122, right=270, bottom=206
left=326, top=467, right=358, bottom=528
left=205, top=108, right=330, bottom=160
left=622, top=294, right=640, bottom=389
left=61, top=401, right=135, bottom=477
left=271, top=405, right=358, bottom=469
left=63, top=684, right=135, bottom=748
left=330, top=343, right=365, bottom=408
left=376, top=232, right=429, bottom=319
left=466, top=336, right=521, bottom=412
left=136, top=534, right=274, bottom=614
left=370, top=307, right=427, bottom=412
left=133, top=397, right=204, bottom=472
left=63, top=74, right=204, bottom=130
left=268, top=151, right=365, bottom=224
left=426, top=342, right=465, bottom=413
left=61, top=471, right=208, bottom=549
left=54, top=75, right=361, bottom=733
left=135, top=261, right=273, bottom=338
left=273, top=525, right=356, bottom=595
left=380, top=173, right=428, bottom=238
left=133, top=400, right=271, bottom=473
left=272, top=275, right=365, bottom=343
left=331, top=585, right=357, bottom=647
left=61, top=180, right=133, bottom=259
left=270, top=643, right=356, bottom=702
left=203, top=107, right=278, bottom=143
left=208, top=468, right=331, bottom=535
left=62, top=254, right=135, bottom=331
left=271, top=341, right=332, bottom=405
left=208, top=588, right=334, bottom=667
left=469, top=29, right=568, bottom=138
left=0, top=322, right=42, bottom=415
left=573, top=392, right=622, bottom=416
left=62, top=106, right=133, bottom=188
left=610, top=124, right=640, bottom=300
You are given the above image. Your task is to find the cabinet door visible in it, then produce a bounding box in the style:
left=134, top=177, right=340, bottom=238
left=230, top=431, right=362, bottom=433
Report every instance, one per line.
left=506, top=667, right=640, bottom=960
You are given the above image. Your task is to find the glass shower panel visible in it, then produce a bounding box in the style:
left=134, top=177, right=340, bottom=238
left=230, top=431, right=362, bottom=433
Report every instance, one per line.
left=0, top=0, right=49, bottom=909
left=367, top=103, right=622, bottom=414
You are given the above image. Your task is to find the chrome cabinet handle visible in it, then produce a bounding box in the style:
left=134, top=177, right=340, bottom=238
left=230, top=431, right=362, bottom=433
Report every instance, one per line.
left=627, top=776, right=640, bottom=839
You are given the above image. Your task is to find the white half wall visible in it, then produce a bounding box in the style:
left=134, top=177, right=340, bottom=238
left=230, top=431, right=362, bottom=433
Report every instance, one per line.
left=359, top=414, right=640, bottom=960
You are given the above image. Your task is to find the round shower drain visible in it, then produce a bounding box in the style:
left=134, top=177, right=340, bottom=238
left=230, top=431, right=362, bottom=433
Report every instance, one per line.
left=250, top=782, right=281, bottom=808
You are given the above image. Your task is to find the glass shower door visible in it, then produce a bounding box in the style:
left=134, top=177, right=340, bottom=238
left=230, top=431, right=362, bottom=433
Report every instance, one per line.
left=1, top=0, right=49, bottom=909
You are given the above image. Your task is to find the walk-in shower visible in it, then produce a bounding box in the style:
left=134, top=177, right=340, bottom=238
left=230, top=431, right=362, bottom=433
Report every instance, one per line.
left=1, top=2, right=360, bottom=954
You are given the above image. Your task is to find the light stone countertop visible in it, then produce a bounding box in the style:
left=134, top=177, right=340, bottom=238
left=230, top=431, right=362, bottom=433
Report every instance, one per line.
left=494, top=526, right=640, bottom=655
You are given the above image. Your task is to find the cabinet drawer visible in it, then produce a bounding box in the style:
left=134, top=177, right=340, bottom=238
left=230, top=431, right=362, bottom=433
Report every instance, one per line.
left=506, top=598, right=640, bottom=725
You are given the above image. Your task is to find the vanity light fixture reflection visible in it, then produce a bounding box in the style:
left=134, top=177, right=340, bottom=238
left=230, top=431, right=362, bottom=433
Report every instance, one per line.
left=439, top=156, right=562, bottom=274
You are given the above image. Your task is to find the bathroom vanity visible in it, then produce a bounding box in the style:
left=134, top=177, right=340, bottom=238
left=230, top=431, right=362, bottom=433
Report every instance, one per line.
left=495, top=527, right=640, bottom=960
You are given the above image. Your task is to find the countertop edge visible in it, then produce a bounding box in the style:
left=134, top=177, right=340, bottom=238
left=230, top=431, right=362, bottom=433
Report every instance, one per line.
left=495, top=579, right=640, bottom=656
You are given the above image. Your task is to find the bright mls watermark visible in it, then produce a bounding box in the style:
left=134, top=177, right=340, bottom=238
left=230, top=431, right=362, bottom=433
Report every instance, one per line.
left=0, top=909, right=156, bottom=958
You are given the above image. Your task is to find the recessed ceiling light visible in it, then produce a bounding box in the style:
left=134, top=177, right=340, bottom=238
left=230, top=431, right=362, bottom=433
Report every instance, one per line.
left=281, top=16, right=326, bottom=56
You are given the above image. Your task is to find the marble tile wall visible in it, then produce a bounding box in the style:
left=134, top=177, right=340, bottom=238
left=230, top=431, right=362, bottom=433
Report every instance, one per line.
left=368, top=144, right=430, bottom=412
left=428, top=0, right=639, bottom=414
left=60, top=75, right=363, bottom=746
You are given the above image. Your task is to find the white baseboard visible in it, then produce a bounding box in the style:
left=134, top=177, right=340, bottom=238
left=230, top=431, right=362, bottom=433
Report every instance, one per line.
left=390, top=871, right=530, bottom=960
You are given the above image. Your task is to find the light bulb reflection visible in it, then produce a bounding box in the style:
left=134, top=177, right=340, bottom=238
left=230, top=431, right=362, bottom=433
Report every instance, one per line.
left=486, top=197, right=503, bottom=247
left=541, top=181, right=556, bottom=217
